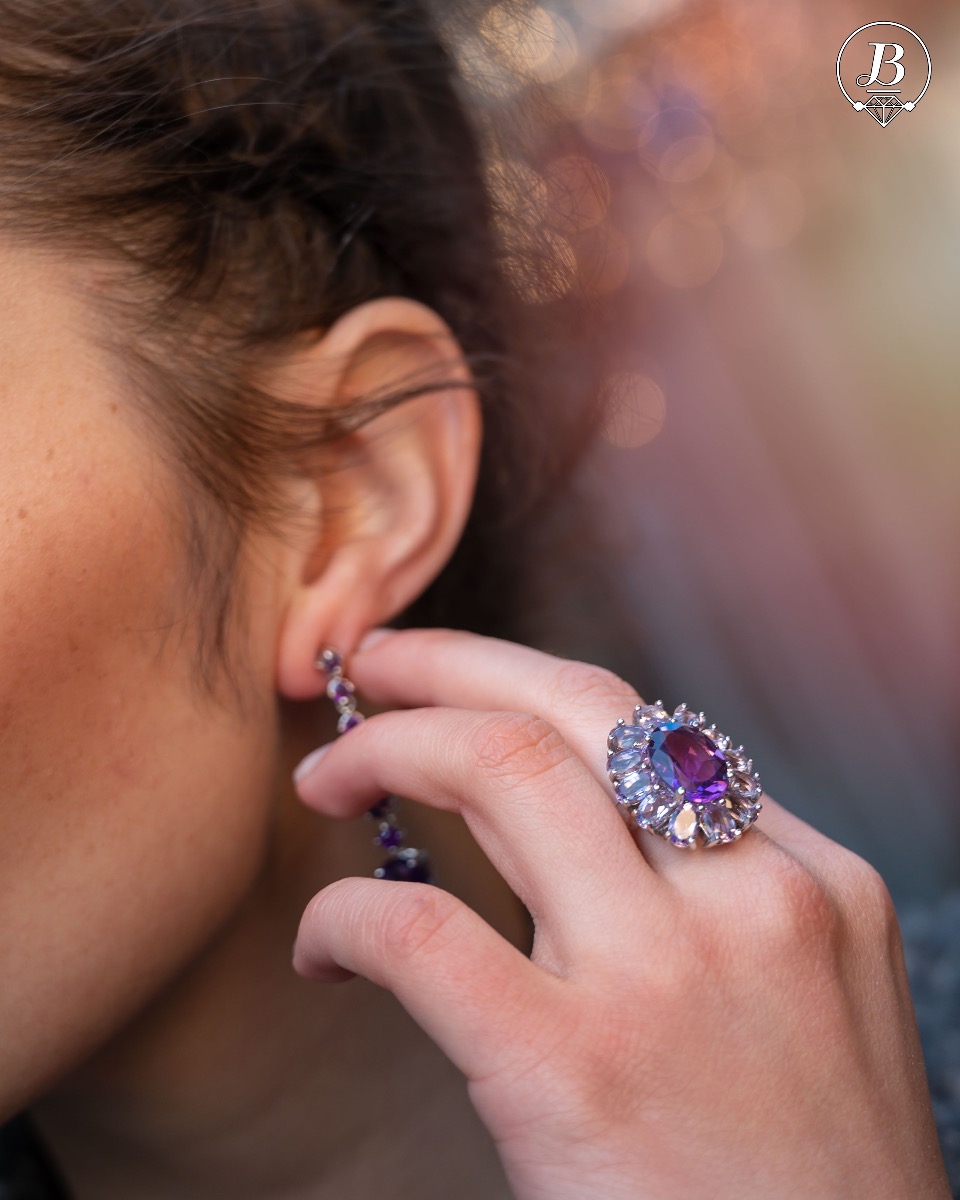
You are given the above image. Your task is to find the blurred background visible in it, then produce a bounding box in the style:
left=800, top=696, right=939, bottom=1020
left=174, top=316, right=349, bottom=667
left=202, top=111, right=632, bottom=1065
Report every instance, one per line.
left=449, top=0, right=960, bottom=905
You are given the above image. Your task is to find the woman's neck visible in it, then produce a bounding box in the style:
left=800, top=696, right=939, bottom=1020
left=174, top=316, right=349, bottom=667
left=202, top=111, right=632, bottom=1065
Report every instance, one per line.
left=30, top=709, right=528, bottom=1199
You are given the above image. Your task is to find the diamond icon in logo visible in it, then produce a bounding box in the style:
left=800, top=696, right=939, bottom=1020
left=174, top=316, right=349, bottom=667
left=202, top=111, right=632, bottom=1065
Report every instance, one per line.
left=865, top=94, right=903, bottom=126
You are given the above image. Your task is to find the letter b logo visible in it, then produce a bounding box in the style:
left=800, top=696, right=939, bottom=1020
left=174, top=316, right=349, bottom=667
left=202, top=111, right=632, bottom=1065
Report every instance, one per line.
left=856, top=42, right=906, bottom=89
left=837, top=22, right=931, bottom=127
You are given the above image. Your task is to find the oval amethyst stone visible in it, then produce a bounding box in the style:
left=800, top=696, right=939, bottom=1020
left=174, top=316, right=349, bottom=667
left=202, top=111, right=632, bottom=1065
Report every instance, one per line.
left=375, top=825, right=404, bottom=850
left=317, top=648, right=342, bottom=674
left=649, top=720, right=728, bottom=804
left=327, top=677, right=354, bottom=706
left=377, top=852, right=433, bottom=884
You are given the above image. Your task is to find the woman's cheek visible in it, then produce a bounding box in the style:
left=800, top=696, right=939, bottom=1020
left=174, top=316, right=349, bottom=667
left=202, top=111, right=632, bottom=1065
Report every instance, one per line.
left=0, top=381, right=279, bottom=1117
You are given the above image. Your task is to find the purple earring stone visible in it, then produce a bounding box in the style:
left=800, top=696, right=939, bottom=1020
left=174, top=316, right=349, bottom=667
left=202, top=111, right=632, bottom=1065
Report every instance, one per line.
left=316, top=646, right=434, bottom=885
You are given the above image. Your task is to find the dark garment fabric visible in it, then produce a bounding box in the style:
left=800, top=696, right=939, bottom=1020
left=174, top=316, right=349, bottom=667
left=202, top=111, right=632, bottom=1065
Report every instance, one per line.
left=3, top=891, right=959, bottom=1199
left=0, top=1115, right=69, bottom=1200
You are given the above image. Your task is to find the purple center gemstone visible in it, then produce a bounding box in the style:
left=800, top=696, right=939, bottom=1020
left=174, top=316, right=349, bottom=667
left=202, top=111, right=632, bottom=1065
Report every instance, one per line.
left=649, top=721, right=728, bottom=804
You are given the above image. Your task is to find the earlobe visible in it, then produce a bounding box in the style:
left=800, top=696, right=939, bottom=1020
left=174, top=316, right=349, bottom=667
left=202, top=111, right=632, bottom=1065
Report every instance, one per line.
left=273, top=297, right=482, bottom=700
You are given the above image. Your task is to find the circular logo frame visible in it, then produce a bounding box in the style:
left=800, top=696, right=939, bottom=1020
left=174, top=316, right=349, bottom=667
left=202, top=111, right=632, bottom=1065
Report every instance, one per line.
left=837, top=22, right=931, bottom=126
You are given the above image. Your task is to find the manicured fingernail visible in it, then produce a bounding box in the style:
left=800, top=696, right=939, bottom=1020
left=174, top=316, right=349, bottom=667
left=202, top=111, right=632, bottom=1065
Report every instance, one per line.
left=293, top=743, right=332, bottom=784
left=357, top=626, right=394, bottom=652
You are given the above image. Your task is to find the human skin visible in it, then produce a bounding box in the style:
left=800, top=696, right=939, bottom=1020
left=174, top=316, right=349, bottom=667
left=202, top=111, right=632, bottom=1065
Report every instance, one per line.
left=0, top=235, right=949, bottom=1198
left=2, top=238, right=520, bottom=1198
left=293, top=627, right=952, bottom=1199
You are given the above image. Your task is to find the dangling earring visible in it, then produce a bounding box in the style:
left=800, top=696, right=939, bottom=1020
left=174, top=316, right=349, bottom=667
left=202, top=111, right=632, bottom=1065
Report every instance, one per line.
left=316, top=646, right=434, bottom=885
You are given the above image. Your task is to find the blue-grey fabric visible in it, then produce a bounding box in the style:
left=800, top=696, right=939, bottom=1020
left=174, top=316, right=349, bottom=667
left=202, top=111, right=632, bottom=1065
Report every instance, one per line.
left=900, top=890, right=960, bottom=1196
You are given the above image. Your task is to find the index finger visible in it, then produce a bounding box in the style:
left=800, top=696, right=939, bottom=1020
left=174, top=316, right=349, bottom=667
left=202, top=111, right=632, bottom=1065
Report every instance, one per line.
left=348, top=626, right=683, bottom=872
left=347, top=626, right=822, bottom=868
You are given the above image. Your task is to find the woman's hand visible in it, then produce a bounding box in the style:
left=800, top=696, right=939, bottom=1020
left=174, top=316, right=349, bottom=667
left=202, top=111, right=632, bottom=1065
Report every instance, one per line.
left=292, top=627, right=949, bottom=1200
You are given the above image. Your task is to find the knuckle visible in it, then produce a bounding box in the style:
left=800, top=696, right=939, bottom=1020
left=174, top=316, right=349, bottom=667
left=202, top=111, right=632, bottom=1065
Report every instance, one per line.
left=835, top=850, right=898, bottom=935
left=470, top=711, right=572, bottom=785
left=754, top=850, right=842, bottom=950
left=550, top=658, right=639, bottom=711
left=380, top=888, right=465, bottom=965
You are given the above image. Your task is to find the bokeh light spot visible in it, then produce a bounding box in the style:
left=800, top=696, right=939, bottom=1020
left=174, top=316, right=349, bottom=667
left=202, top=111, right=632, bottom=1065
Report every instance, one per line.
left=581, top=56, right=659, bottom=152
left=461, top=4, right=579, bottom=96
left=599, top=372, right=667, bottom=448
left=638, top=103, right=712, bottom=154
left=657, top=133, right=716, bottom=183
left=664, top=150, right=739, bottom=215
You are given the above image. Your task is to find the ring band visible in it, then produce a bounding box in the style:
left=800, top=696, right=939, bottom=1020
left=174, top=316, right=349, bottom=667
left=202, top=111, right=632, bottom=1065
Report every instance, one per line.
left=606, top=701, right=762, bottom=848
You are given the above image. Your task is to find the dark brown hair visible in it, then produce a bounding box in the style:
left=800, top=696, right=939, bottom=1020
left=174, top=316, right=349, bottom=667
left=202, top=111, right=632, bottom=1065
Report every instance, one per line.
left=0, top=0, right=600, bottom=697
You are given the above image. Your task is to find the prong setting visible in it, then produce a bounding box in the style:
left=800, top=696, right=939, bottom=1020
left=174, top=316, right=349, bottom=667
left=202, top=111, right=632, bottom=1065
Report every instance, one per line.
left=606, top=700, right=762, bottom=849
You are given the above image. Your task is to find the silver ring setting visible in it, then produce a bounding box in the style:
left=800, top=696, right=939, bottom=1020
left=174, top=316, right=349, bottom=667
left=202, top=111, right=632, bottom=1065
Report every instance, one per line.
left=607, top=701, right=762, bottom=848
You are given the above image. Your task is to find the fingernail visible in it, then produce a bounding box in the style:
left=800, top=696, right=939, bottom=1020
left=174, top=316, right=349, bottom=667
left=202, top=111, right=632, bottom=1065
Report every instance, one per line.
left=357, top=626, right=394, bottom=653
left=293, top=743, right=332, bottom=784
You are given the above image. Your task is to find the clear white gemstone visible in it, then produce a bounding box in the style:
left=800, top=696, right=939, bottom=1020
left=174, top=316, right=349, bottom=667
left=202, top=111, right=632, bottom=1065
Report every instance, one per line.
left=732, top=771, right=762, bottom=800
left=700, top=807, right=720, bottom=844
left=672, top=703, right=701, bottom=727
left=725, top=749, right=752, bottom=774
left=634, top=792, right=674, bottom=831
left=668, top=804, right=699, bottom=846
left=732, top=799, right=761, bottom=824
left=635, top=702, right=669, bottom=729
left=716, top=806, right=739, bottom=841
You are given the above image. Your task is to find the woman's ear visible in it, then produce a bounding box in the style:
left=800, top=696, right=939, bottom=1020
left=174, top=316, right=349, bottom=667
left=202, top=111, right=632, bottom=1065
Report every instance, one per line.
left=273, top=297, right=482, bottom=700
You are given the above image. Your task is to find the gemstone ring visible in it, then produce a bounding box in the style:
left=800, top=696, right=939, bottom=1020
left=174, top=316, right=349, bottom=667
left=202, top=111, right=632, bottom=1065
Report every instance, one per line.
left=606, top=701, right=762, bottom=848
